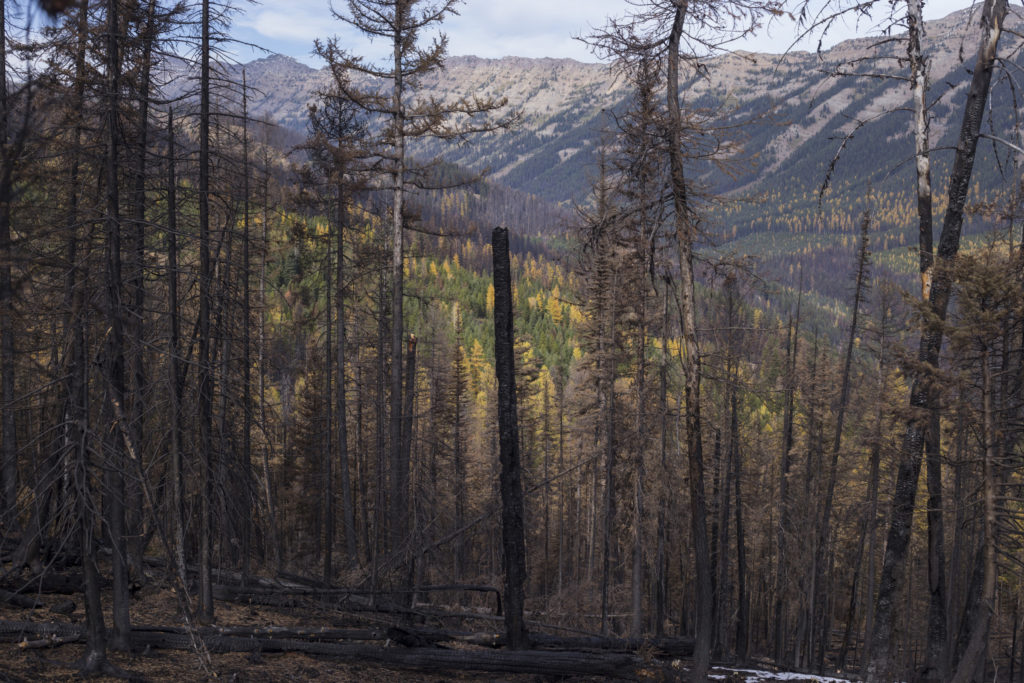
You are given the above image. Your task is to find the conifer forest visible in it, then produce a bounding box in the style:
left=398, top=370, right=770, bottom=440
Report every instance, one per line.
left=2, top=0, right=1024, bottom=680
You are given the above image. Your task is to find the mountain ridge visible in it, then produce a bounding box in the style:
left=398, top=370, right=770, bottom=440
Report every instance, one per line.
left=218, top=5, right=1021, bottom=207
left=177, top=6, right=1024, bottom=311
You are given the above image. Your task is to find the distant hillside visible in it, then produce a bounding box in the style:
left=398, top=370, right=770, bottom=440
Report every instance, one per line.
left=163, top=6, right=1024, bottom=316
left=210, top=7, right=1022, bottom=204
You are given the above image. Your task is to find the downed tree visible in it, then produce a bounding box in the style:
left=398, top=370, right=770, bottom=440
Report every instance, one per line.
left=0, top=620, right=644, bottom=677
left=1, top=572, right=96, bottom=595
left=0, top=589, right=39, bottom=609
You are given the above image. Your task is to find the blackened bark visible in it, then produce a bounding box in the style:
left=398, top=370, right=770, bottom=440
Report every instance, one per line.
left=241, top=72, right=253, bottom=580
left=925, top=406, right=948, bottom=681
left=864, top=0, right=1007, bottom=678
left=337, top=179, right=356, bottom=566
left=127, top=0, right=159, bottom=582
left=0, top=0, right=16, bottom=533
left=398, top=331, right=417, bottom=593
left=198, top=0, right=215, bottom=624
left=775, top=292, right=800, bottom=665
left=324, top=235, right=335, bottom=583
left=811, top=209, right=870, bottom=670
left=492, top=227, right=528, bottom=650
left=727, top=282, right=749, bottom=660
left=947, top=352, right=997, bottom=683
left=654, top=290, right=669, bottom=638
left=166, top=108, right=186, bottom=592
left=78, top=444, right=109, bottom=675
left=388, top=7, right=408, bottom=559
left=667, top=4, right=711, bottom=675
left=103, top=0, right=131, bottom=651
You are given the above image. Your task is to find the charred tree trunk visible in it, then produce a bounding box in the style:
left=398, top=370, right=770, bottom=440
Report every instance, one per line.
left=864, top=0, right=1008, bottom=678
left=492, top=227, right=528, bottom=650
left=668, top=4, right=712, bottom=675
left=775, top=278, right=801, bottom=665
left=102, top=0, right=131, bottom=651
left=388, top=10, right=409, bottom=560
left=240, top=72, right=253, bottom=580
left=811, top=208, right=870, bottom=671
left=198, top=0, right=215, bottom=624
left=0, top=0, right=17, bottom=534
left=337, top=178, right=356, bottom=566
left=324, top=235, right=335, bottom=583
left=166, top=108, right=187, bottom=593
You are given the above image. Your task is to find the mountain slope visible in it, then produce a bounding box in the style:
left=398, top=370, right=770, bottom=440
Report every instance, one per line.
left=176, top=6, right=1024, bottom=319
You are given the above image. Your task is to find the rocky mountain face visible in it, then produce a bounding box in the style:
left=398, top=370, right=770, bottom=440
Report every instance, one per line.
left=219, top=7, right=1021, bottom=208
left=167, top=7, right=1022, bottom=315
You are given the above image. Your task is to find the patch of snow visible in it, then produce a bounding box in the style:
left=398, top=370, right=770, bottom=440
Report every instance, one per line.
left=710, top=667, right=852, bottom=682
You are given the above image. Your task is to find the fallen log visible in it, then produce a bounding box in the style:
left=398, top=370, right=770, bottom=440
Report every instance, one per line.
left=128, top=631, right=641, bottom=677
left=0, top=589, right=40, bottom=609
left=1, top=572, right=88, bottom=595
left=393, top=625, right=694, bottom=657
left=137, top=624, right=383, bottom=641
left=0, top=620, right=645, bottom=677
left=18, top=634, right=80, bottom=649
left=0, top=620, right=79, bottom=642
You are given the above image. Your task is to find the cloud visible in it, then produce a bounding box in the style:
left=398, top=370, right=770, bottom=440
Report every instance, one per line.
left=241, top=8, right=323, bottom=42
left=232, top=0, right=978, bottom=65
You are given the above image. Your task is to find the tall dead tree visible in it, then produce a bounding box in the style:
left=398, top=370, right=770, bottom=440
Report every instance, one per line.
left=197, top=0, right=215, bottom=623
left=666, top=4, right=712, bottom=673
left=492, top=226, right=528, bottom=650
left=585, top=0, right=782, bottom=670
left=0, top=0, right=16, bottom=532
left=321, top=0, right=515, bottom=558
left=101, top=0, right=132, bottom=651
left=864, top=0, right=1009, bottom=678
left=810, top=206, right=871, bottom=670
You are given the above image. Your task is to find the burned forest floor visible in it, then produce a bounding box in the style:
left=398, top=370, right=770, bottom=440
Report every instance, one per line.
left=0, top=563, right=848, bottom=682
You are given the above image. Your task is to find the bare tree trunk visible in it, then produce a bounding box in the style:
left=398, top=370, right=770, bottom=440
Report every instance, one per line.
left=906, top=0, right=949, bottom=675
left=775, top=279, right=801, bottom=664
left=400, top=332, right=417, bottom=593
left=258, top=157, right=280, bottom=573
left=127, top=0, right=159, bottom=582
left=240, top=73, right=253, bottom=581
left=859, top=304, right=891, bottom=667
left=77, top=400, right=110, bottom=674
left=714, top=430, right=730, bottom=657
left=371, top=265, right=387, bottom=600
left=667, top=3, right=712, bottom=675
left=726, top=281, right=749, bottom=660
left=924, top=405, right=948, bottom=680
left=864, top=0, right=1007, bottom=677
left=198, top=0, right=215, bottom=624
left=453, top=329, right=467, bottom=579
left=632, top=331, right=647, bottom=640
left=324, top=235, right=335, bottom=583
left=166, top=108, right=187, bottom=594
left=492, top=227, right=528, bottom=650
left=811, top=209, right=870, bottom=671
left=102, top=0, right=132, bottom=651
left=0, top=0, right=17, bottom=533
left=599, top=264, right=618, bottom=637
left=654, top=290, right=670, bottom=638
left=388, top=7, right=408, bottom=560
left=950, top=349, right=998, bottom=682
left=337, top=179, right=356, bottom=566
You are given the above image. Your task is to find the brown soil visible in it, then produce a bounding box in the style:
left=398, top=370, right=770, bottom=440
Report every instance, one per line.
left=0, top=584, right=595, bottom=682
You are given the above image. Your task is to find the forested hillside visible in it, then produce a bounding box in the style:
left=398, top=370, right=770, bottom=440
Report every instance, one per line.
left=1, top=0, right=1023, bottom=681
left=187, top=7, right=1024, bottom=324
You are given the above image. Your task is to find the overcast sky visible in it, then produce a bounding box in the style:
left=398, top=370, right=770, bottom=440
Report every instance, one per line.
left=231, top=0, right=978, bottom=66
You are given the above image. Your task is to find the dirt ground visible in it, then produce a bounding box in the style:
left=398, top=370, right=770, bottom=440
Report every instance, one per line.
left=0, top=583, right=608, bottom=682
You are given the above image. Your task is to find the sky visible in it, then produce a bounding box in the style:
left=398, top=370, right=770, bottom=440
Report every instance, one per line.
left=231, top=0, right=980, bottom=67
